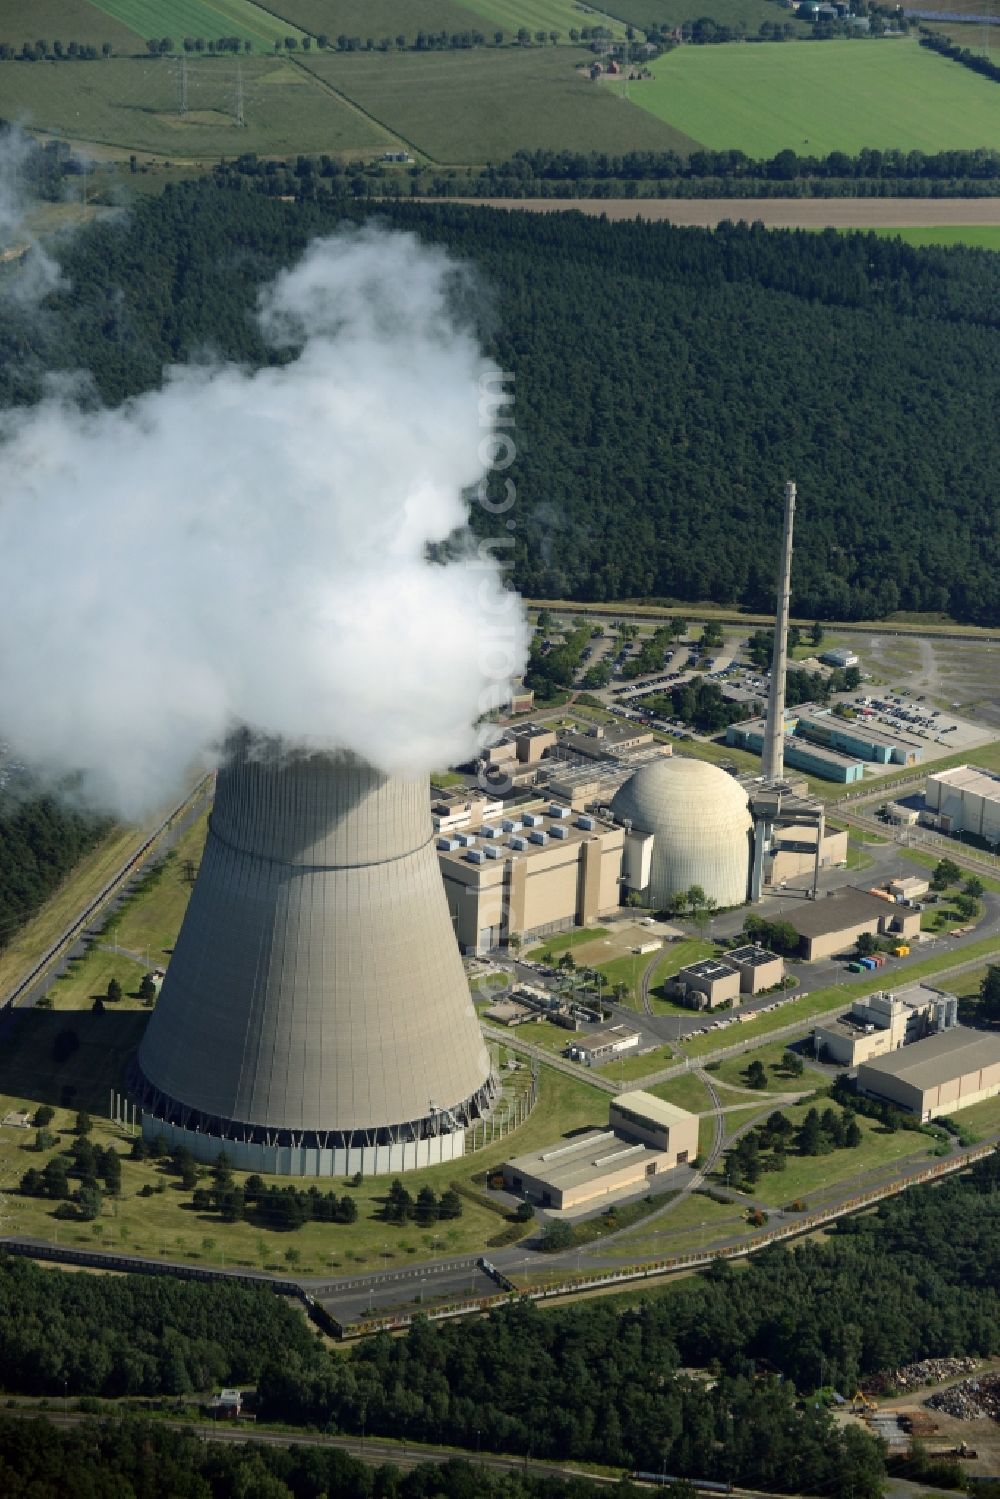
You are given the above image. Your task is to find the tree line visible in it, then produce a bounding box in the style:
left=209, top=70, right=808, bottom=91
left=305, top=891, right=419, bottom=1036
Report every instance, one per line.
left=920, top=28, right=1000, bottom=84
left=0, top=1416, right=650, bottom=1499
left=0, top=792, right=109, bottom=953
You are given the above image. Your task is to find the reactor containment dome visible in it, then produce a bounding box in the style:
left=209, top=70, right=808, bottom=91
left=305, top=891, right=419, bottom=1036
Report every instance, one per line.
left=611, top=757, right=752, bottom=910
left=131, top=740, right=497, bottom=1176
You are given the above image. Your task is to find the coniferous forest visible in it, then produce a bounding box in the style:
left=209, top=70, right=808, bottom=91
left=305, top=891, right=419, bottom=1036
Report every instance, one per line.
left=2, top=181, right=998, bottom=624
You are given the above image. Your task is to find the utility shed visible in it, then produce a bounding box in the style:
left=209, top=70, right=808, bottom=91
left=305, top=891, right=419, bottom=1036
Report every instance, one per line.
left=857, top=1028, right=1000, bottom=1121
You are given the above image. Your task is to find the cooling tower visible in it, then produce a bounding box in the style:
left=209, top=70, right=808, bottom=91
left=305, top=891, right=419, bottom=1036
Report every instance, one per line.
left=130, top=739, right=498, bottom=1175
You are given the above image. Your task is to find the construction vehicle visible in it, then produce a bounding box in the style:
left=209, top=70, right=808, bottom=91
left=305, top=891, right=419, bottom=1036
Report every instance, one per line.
left=851, top=1390, right=875, bottom=1414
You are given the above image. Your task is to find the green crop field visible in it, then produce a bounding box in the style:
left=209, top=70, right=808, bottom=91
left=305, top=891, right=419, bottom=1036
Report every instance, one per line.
left=264, top=0, right=495, bottom=41
left=0, top=54, right=393, bottom=158
left=873, top=225, right=1000, bottom=250
left=298, top=46, right=699, bottom=162
left=90, top=0, right=300, bottom=51
left=451, top=0, right=627, bottom=41
left=0, top=0, right=143, bottom=51
left=602, top=0, right=808, bottom=32
left=631, top=38, right=1000, bottom=156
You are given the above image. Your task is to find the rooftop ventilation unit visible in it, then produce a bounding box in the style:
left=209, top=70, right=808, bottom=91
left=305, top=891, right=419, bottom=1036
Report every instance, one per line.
left=457, top=833, right=476, bottom=848
left=465, top=848, right=485, bottom=864
left=480, top=824, right=503, bottom=839
left=502, top=818, right=522, bottom=833
left=523, top=813, right=544, bottom=827
left=550, top=824, right=569, bottom=840
left=549, top=803, right=571, bottom=819
left=484, top=844, right=503, bottom=860
left=575, top=815, right=596, bottom=831
left=437, top=837, right=460, bottom=851
left=528, top=830, right=548, bottom=846
left=509, top=835, right=527, bottom=851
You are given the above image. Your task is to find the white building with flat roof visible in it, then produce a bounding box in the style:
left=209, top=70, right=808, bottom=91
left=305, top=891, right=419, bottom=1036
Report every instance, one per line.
left=925, top=766, right=1000, bottom=843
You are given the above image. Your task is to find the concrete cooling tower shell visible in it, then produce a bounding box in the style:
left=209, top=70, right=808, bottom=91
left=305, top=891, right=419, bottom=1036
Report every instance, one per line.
left=132, top=743, right=497, bottom=1176
left=611, top=758, right=752, bottom=910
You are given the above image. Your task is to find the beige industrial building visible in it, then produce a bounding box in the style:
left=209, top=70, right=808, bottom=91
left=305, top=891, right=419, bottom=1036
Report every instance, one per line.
left=814, top=982, right=958, bottom=1067
left=670, top=958, right=742, bottom=1010
left=503, top=1090, right=699, bottom=1210
left=888, top=874, right=930, bottom=902
left=727, top=945, right=785, bottom=994
left=857, top=1028, right=1000, bottom=1121
left=438, top=805, right=623, bottom=953
left=785, top=887, right=921, bottom=961
left=925, top=765, right=1000, bottom=842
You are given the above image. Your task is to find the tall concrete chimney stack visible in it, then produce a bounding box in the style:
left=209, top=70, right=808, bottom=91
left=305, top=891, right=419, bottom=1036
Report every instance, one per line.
left=761, top=480, right=796, bottom=784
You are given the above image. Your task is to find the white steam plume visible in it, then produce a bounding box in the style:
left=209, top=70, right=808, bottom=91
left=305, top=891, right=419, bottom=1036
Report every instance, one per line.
left=0, top=126, right=62, bottom=305
left=0, top=226, right=529, bottom=816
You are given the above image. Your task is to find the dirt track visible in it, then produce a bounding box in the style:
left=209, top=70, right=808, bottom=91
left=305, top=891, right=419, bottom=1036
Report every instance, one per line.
left=446, top=197, right=1000, bottom=227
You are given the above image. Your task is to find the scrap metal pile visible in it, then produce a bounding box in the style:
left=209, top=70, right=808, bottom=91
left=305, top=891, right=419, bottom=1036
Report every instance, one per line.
left=928, top=1375, right=1000, bottom=1423
left=865, top=1357, right=979, bottom=1394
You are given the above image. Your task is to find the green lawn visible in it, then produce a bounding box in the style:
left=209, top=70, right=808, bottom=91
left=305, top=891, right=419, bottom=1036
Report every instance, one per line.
left=632, top=39, right=1000, bottom=157
left=724, top=1100, right=934, bottom=1208
left=600, top=1190, right=746, bottom=1261
left=91, top=0, right=299, bottom=51
left=595, top=1044, right=675, bottom=1082
left=0, top=0, right=144, bottom=50
left=647, top=1072, right=712, bottom=1113
left=0, top=54, right=392, bottom=158
left=592, top=949, right=649, bottom=1007
left=0, top=1041, right=608, bottom=1273
left=528, top=925, right=609, bottom=960
left=297, top=46, right=699, bottom=163
left=710, top=1042, right=810, bottom=1095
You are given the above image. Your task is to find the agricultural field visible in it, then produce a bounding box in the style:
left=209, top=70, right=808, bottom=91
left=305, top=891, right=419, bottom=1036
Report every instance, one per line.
left=91, top=0, right=298, bottom=52
left=872, top=225, right=1000, bottom=250
left=0, top=0, right=143, bottom=51
left=451, top=0, right=627, bottom=41
left=0, top=54, right=393, bottom=159
left=601, top=0, right=808, bottom=31
left=298, top=46, right=699, bottom=162
left=632, top=38, right=1000, bottom=156
left=263, top=0, right=494, bottom=41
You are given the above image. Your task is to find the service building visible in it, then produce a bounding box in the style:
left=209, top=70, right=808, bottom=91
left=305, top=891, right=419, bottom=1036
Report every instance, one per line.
left=503, top=1090, right=699, bottom=1210
left=857, top=1028, right=1000, bottom=1121
left=785, top=887, right=921, bottom=961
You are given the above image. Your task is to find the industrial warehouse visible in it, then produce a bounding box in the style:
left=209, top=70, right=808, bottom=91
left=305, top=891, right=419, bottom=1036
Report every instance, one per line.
left=924, top=764, right=1000, bottom=841
left=857, top=1028, right=1000, bottom=1121
left=503, top=1090, right=699, bottom=1209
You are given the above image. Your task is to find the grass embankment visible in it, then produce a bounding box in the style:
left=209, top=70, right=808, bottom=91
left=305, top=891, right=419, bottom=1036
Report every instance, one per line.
left=707, top=1042, right=811, bottom=1095
left=0, top=825, right=151, bottom=1003
left=44, top=815, right=210, bottom=1012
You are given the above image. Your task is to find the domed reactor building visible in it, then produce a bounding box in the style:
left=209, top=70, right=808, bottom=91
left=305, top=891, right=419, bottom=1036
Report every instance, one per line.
left=610, top=757, right=753, bottom=910
left=130, top=738, right=498, bottom=1175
